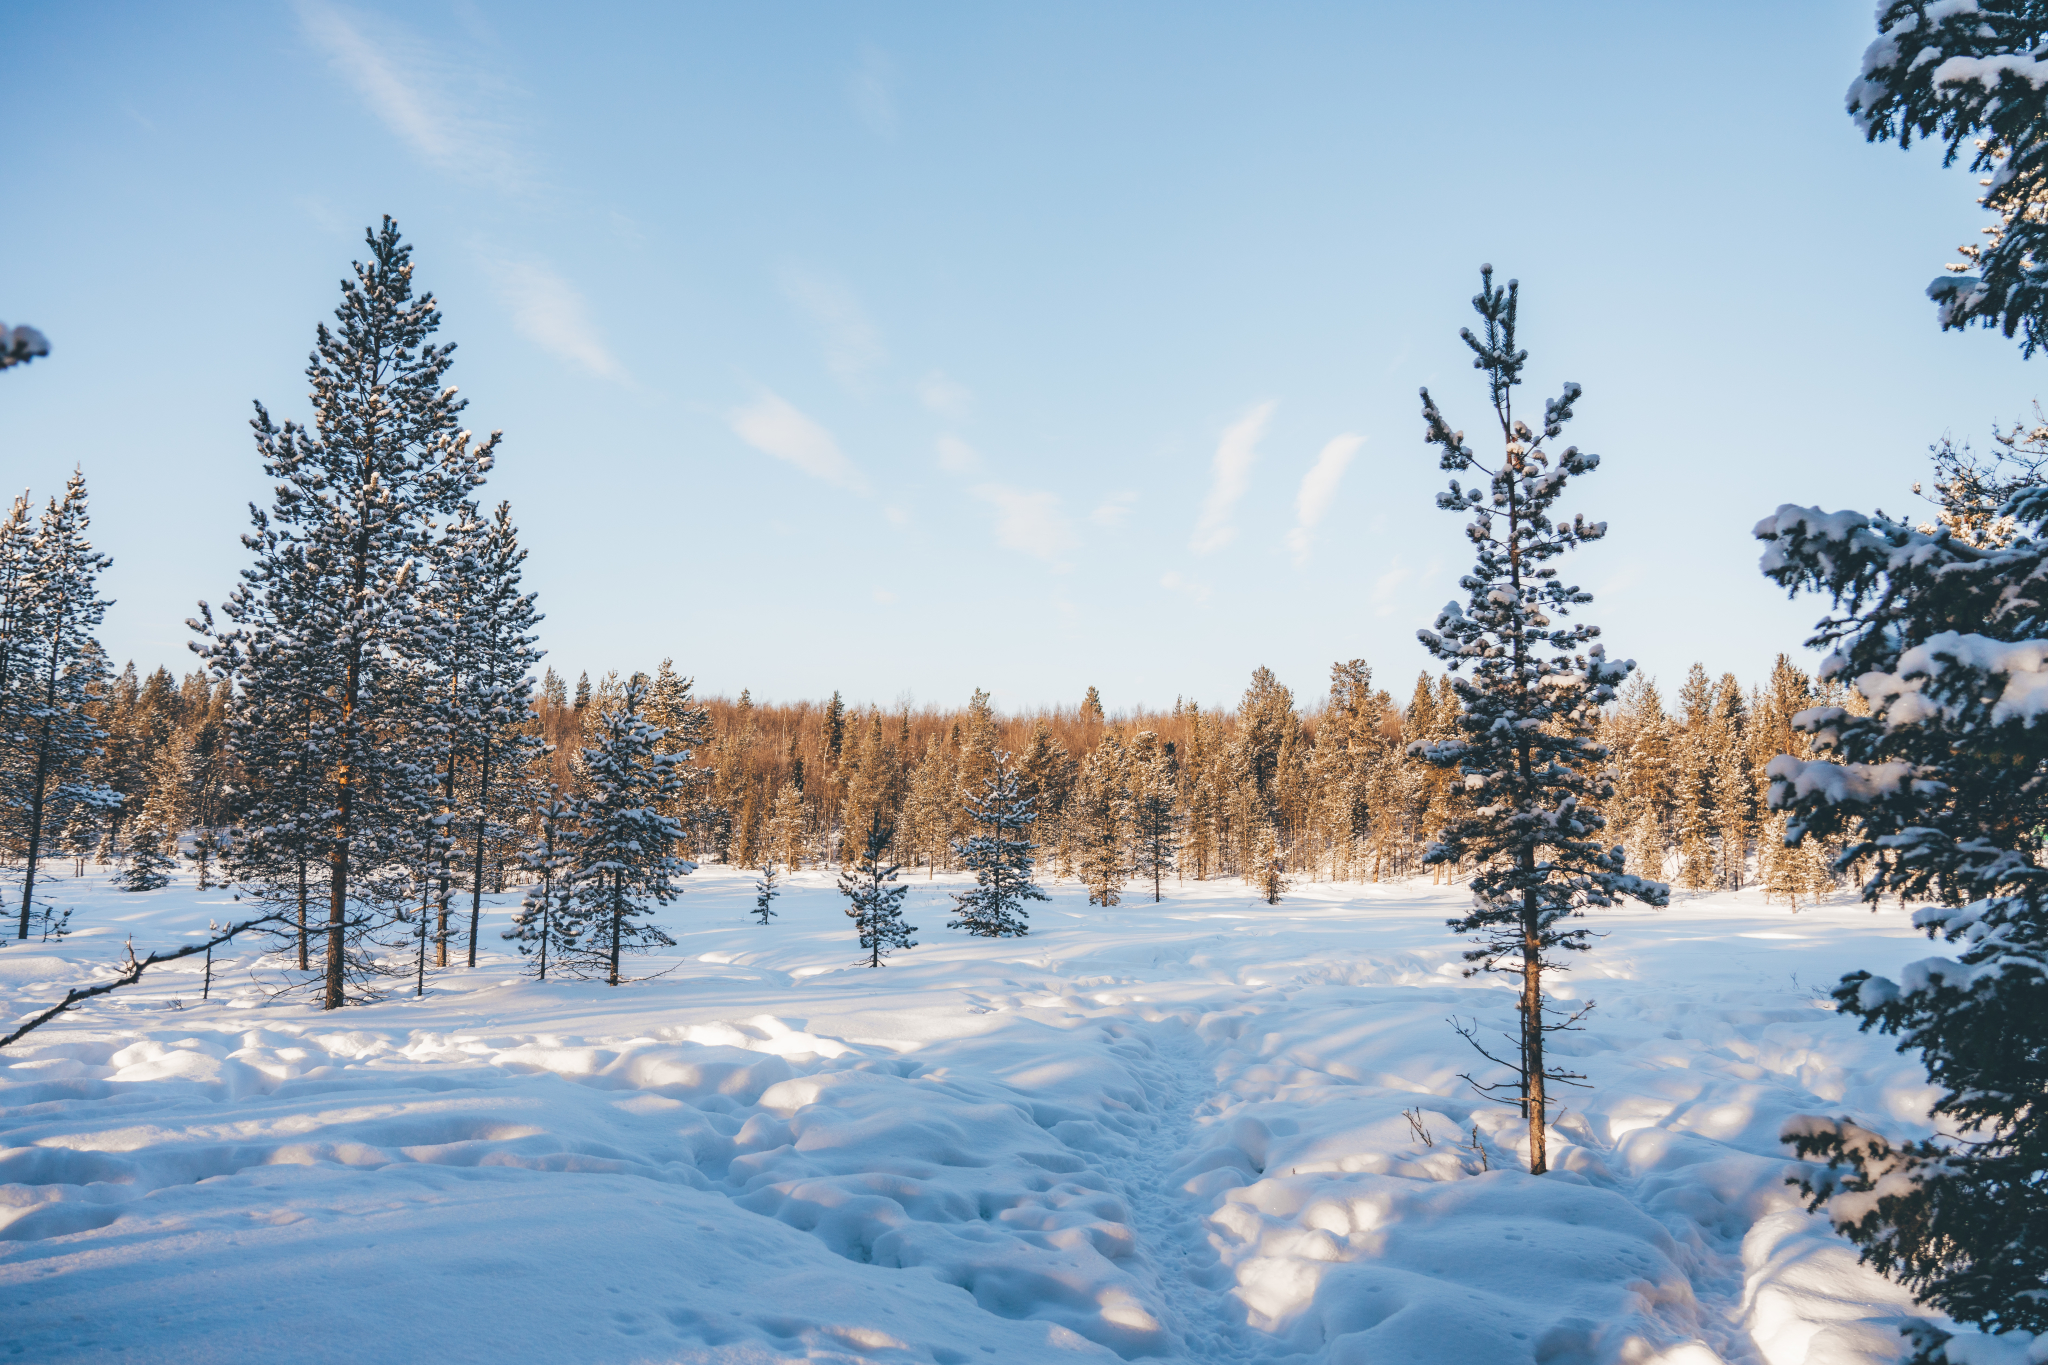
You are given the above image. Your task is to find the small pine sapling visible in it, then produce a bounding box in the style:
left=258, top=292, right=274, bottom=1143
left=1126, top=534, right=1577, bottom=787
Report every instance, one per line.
left=115, top=822, right=178, bottom=893
left=838, top=814, right=915, bottom=968
left=503, top=786, right=578, bottom=981
left=753, top=862, right=781, bottom=925
left=949, top=753, right=1047, bottom=938
left=1254, top=825, right=1286, bottom=905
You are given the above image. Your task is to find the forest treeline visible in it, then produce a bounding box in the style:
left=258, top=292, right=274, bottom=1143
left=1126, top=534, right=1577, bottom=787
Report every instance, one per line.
left=40, top=645, right=1852, bottom=923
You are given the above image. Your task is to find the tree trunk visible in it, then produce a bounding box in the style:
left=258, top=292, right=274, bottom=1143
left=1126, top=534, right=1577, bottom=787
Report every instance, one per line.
left=1521, top=880, right=1547, bottom=1174
left=608, top=875, right=623, bottom=987
left=16, top=716, right=55, bottom=940
left=295, top=858, right=309, bottom=971
left=467, top=743, right=493, bottom=968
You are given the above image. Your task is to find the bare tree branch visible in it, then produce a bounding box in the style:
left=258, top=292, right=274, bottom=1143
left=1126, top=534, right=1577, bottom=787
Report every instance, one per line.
left=1, top=913, right=287, bottom=1048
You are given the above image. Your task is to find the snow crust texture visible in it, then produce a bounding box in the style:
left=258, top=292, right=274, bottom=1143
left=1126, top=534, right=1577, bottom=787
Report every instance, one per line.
left=0, top=869, right=1983, bottom=1363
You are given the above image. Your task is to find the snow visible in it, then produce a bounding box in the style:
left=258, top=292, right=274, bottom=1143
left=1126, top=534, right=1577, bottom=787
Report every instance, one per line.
left=0, top=865, right=2003, bottom=1363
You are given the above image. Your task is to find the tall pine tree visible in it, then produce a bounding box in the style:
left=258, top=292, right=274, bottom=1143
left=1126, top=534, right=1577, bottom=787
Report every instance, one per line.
left=568, top=679, right=690, bottom=986
left=196, top=218, right=493, bottom=1007
left=1410, top=266, right=1668, bottom=1175
left=949, top=752, right=1046, bottom=937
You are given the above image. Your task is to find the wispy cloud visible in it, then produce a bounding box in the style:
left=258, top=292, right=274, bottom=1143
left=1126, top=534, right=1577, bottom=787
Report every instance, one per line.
left=1370, top=562, right=1410, bottom=617
left=484, top=259, right=623, bottom=380
left=1191, top=401, right=1275, bottom=554
left=780, top=266, right=887, bottom=392
left=1091, top=491, right=1138, bottom=528
left=1285, top=433, right=1364, bottom=565
left=918, top=370, right=973, bottom=419
left=1160, top=571, right=1212, bottom=604
left=728, top=390, right=869, bottom=493
left=297, top=0, right=529, bottom=191
left=972, top=485, right=1077, bottom=567
left=935, top=434, right=982, bottom=474
left=849, top=43, right=898, bottom=135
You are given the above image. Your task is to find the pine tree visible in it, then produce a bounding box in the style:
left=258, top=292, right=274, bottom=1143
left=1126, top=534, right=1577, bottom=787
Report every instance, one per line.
left=1076, top=728, right=1128, bottom=907
left=1757, top=486, right=2048, bottom=1357
left=766, top=781, right=809, bottom=870
left=567, top=680, right=690, bottom=985
left=838, top=812, right=914, bottom=967
left=1673, top=664, right=1718, bottom=892
left=1081, top=686, right=1104, bottom=724
left=114, top=815, right=177, bottom=892
left=753, top=862, right=781, bottom=925
left=1253, top=823, right=1285, bottom=905
left=949, top=753, right=1046, bottom=937
left=1850, top=4, right=2048, bottom=353
left=1410, top=266, right=1668, bottom=1175
left=195, top=218, right=493, bottom=1008
left=573, top=672, right=591, bottom=714
left=1127, top=730, right=1179, bottom=901
left=4, top=471, right=121, bottom=939
left=502, top=784, right=577, bottom=981
left=452, top=501, right=545, bottom=967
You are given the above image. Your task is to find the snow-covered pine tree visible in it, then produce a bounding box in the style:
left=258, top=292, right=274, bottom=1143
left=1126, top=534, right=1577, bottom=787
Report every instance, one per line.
left=502, top=784, right=577, bottom=981
left=453, top=501, right=544, bottom=966
left=1756, top=488, right=2048, bottom=1357
left=1673, top=664, right=1718, bottom=892
left=114, top=815, right=176, bottom=892
left=1253, top=823, right=1286, bottom=904
left=1127, top=730, right=1179, bottom=901
left=948, top=752, right=1046, bottom=938
left=0, top=492, right=33, bottom=707
left=1850, top=3, right=2048, bottom=352
left=766, top=781, right=809, bottom=870
left=4, top=471, right=121, bottom=939
left=1711, top=672, right=1755, bottom=889
left=753, top=861, right=780, bottom=925
left=646, top=660, right=717, bottom=860
left=838, top=812, right=914, bottom=967
left=568, top=679, right=690, bottom=986
left=1076, top=728, right=1128, bottom=907
left=1410, top=266, right=1668, bottom=1175
left=195, top=218, right=492, bottom=1008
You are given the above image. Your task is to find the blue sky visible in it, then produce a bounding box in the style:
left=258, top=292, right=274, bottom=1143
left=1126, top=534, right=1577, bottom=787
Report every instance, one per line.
left=5, top=2, right=2038, bottom=714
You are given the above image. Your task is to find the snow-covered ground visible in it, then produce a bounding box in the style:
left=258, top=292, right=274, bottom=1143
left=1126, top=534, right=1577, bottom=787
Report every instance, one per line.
left=0, top=864, right=1975, bottom=1364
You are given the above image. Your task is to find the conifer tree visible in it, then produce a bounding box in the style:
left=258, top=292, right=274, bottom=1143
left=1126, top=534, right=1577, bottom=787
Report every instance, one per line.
left=1076, top=729, right=1128, bottom=906
left=753, top=862, right=781, bottom=925
left=1756, top=487, right=2048, bottom=1357
left=1673, top=664, right=1718, bottom=892
left=452, top=501, right=544, bottom=966
left=949, top=753, right=1046, bottom=937
left=839, top=813, right=914, bottom=967
left=1410, top=266, right=1668, bottom=1175
left=502, top=785, right=577, bottom=981
left=1850, top=3, right=2048, bottom=352
left=4, top=471, right=121, bottom=939
left=1127, top=730, right=1179, bottom=901
left=568, top=679, right=690, bottom=986
left=114, top=816, right=176, bottom=892
left=196, top=218, right=493, bottom=1008
left=766, top=781, right=809, bottom=870
left=1253, top=823, right=1285, bottom=905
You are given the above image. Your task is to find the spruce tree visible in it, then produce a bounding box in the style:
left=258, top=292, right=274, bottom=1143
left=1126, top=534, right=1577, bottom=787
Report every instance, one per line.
left=1410, top=266, right=1668, bottom=1175
left=1850, top=3, right=2048, bottom=352
left=1128, top=730, right=1180, bottom=901
left=4, top=471, right=121, bottom=939
left=838, top=813, right=914, bottom=967
left=1757, top=485, right=2048, bottom=1356
left=502, top=785, right=577, bottom=981
left=949, top=752, right=1046, bottom=937
left=568, top=679, right=690, bottom=986
left=196, top=218, right=492, bottom=1008
left=452, top=501, right=544, bottom=966
left=1076, top=729, right=1128, bottom=907
left=114, top=816, right=176, bottom=892
left=753, top=862, right=781, bottom=925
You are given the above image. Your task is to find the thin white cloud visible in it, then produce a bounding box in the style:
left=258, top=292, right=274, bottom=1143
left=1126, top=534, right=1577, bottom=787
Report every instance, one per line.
left=1371, top=562, right=1411, bottom=618
left=935, top=434, right=982, bottom=474
left=918, top=370, right=973, bottom=419
left=486, top=259, right=623, bottom=380
left=972, top=484, right=1077, bottom=567
left=1191, top=401, right=1275, bottom=554
left=297, top=0, right=529, bottom=191
left=1160, top=571, right=1212, bottom=604
left=728, top=390, right=869, bottom=493
left=780, top=266, right=887, bottom=391
left=1286, top=432, right=1364, bottom=565
left=1091, top=491, right=1138, bottom=528
left=849, top=44, right=898, bottom=135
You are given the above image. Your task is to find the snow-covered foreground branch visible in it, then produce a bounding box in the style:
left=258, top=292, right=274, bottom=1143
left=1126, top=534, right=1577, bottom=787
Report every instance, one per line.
left=0, top=868, right=1971, bottom=1363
